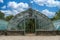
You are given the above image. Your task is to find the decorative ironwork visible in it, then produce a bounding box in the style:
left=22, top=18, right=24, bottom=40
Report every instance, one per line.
left=8, top=8, right=54, bottom=35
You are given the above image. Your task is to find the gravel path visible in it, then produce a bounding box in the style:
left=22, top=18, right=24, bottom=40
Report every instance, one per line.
left=0, top=36, right=60, bottom=40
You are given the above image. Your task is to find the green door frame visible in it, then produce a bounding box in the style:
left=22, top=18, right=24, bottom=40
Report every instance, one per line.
left=24, top=17, right=36, bottom=35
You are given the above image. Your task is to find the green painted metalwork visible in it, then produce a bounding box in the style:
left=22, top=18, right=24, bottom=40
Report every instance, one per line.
left=8, top=8, right=54, bottom=34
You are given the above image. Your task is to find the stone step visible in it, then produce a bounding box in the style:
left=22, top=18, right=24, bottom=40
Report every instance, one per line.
left=25, top=33, right=35, bottom=36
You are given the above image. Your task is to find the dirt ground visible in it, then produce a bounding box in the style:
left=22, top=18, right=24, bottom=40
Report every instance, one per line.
left=0, top=35, right=60, bottom=40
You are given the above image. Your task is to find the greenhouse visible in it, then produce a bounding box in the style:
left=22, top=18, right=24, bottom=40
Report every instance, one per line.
left=7, top=8, right=55, bottom=35
left=1, top=8, right=60, bottom=35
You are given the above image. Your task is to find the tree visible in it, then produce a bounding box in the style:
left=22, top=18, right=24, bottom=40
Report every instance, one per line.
left=5, top=15, right=14, bottom=21
left=54, top=10, right=60, bottom=20
left=50, top=10, right=60, bottom=21
left=0, top=11, right=5, bottom=19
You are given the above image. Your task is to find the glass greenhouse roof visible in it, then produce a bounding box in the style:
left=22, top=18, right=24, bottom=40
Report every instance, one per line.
left=0, top=20, right=8, bottom=30
left=53, top=20, right=60, bottom=31
left=8, top=8, right=54, bottom=31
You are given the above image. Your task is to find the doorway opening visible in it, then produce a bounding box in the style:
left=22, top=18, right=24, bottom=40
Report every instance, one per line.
left=25, top=18, right=35, bottom=34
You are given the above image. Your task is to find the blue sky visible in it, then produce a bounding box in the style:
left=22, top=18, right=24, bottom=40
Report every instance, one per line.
left=0, top=0, right=60, bottom=18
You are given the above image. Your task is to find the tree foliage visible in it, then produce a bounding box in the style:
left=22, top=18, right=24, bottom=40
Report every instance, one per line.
left=0, top=11, right=5, bottom=19
left=54, top=10, right=60, bottom=19
left=51, top=10, right=60, bottom=21
left=5, top=15, right=14, bottom=21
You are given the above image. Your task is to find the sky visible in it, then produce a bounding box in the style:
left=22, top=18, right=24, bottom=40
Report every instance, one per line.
left=0, top=0, right=60, bottom=18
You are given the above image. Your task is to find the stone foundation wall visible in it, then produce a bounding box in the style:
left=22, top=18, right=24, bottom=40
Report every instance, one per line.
left=36, top=31, right=57, bottom=36
left=0, top=31, right=60, bottom=36
left=0, top=31, right=25, bottom=36
left=6, top=31, right=25, bottom=36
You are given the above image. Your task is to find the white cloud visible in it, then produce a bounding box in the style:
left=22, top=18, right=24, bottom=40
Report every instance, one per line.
left=46, top=0, right=60, bottom=7
left=8, top=1, right=17, bottom=9
left=41, top=9, right=55, bottom=18
left=0, top=0, right=3, bottom=3
left=31, top=1, right=34, bottom=3
left=33, top=0, right=46, bottom=6
left=8, top=1, right=29, bottom=9
left=1, top=10, right=19, bottom=16
left=0, top=1, right=29, bottom=16
left=1, top=6, right=6, bottom=9
left=33, top=0, right=60, bottom=7
left=17, top=2, right=29, bottom=8
left=1, top=10, right=13, bottom=15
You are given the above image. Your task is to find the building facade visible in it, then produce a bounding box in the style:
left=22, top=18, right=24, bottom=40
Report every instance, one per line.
left=7, top=8, right=55, bottom=35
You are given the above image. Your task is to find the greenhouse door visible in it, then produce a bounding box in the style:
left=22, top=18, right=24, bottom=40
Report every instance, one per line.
left=25, top=18, right=35, bottom=33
